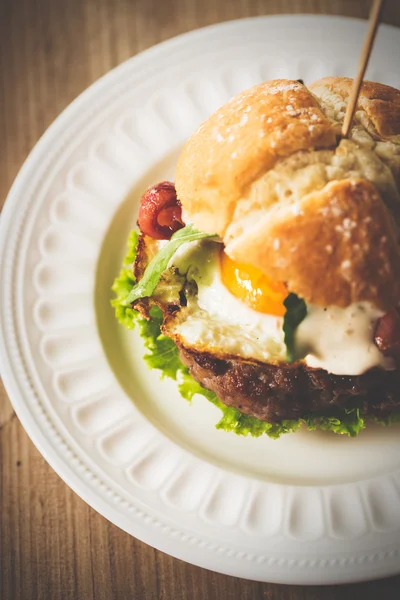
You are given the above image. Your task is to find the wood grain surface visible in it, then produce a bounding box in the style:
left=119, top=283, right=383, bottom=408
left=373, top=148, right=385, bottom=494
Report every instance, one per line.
left=1, top=1, right=400, bottom=598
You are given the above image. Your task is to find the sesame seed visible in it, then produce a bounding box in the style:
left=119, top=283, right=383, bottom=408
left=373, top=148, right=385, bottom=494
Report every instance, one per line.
left=342, top=218, right=356, bottom=230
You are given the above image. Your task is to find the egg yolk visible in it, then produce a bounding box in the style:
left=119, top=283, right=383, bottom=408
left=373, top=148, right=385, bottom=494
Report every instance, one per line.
left=219, top=251, right=287, bottom=316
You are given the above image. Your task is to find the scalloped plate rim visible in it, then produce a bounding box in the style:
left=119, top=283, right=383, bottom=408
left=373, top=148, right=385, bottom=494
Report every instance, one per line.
left=1, top=14, right=400, bottom=585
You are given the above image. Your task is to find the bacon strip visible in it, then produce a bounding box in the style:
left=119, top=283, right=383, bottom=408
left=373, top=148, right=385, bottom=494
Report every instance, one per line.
left=375, top=308, right=400, bottom=362
left=137, top=181, right=184, bottom=240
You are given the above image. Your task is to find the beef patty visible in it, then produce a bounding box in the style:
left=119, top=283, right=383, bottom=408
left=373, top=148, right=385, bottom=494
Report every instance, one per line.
left=178, top=345, right=400, bottom=422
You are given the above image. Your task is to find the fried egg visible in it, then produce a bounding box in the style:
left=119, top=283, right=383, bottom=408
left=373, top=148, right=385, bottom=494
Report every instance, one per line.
left=171, top=241, right=286, bottom=361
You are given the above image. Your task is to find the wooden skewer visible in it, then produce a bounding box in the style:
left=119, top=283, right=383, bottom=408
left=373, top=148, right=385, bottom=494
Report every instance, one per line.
left=341, top=0, right=385, bottom=138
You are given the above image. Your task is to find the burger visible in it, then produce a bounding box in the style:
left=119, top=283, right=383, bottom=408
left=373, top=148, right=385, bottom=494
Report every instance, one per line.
left=112, top=77, right=400, bottom=438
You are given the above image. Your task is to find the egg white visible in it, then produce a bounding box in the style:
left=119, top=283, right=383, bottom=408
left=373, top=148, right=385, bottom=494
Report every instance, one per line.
left=171, top=241, right=286, bottom=362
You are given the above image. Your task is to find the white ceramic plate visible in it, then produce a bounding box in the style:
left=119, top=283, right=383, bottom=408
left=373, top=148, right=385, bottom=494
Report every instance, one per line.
left=1, top=15, right=400, bottom=585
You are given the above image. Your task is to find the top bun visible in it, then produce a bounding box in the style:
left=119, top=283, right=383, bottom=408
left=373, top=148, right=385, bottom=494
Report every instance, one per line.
left=175, top=77, right=400, bottom=310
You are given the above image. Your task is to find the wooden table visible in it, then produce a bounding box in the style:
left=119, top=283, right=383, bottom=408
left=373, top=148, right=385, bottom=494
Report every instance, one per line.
left=2, top=1, right=400, bottom=598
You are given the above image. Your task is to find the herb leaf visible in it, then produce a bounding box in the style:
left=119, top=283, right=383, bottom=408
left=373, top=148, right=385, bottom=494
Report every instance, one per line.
left=110, top=230, right=139, bottom=330
left=124, top=224, right=217, bottom=305
left=283, top=293, right=307, bottom=363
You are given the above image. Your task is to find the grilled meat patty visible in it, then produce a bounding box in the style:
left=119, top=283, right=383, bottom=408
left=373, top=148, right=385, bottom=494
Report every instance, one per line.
left=133, top=234, right=400, bottom=423
left=178, top=346, right=400, bottom=422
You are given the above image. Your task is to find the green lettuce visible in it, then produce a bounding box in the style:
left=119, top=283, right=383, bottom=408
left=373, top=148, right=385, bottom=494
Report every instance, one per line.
left=303, top=409, right=365, bottom=437
left=373, top=411, right=400, bottom=427
left=111, top=230, right=379, bottom=439
left=111, top=230, right=139, bottom=330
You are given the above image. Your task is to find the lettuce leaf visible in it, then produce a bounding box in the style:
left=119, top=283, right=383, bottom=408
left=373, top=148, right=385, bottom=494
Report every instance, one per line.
left=304, top=409, right=365, bottom=437
left=111, top=230, right=139, bottom=330
left=372, top=411, right=400, bottom=427
left=111, top=230, right=386, bottom=439
left=138, top=306, right=184, bottom=380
